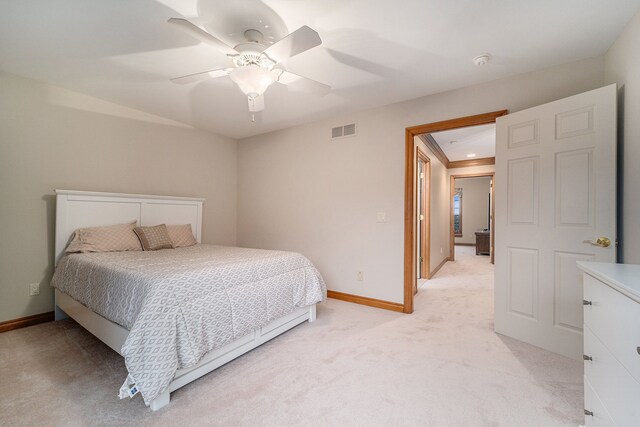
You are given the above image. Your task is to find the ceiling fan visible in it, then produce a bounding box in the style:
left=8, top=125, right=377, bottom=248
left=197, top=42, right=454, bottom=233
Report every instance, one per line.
left=168, top=18, right=330, bottom=117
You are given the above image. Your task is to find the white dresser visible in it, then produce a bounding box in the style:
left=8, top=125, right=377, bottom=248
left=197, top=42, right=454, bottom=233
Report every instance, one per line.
left=577, top=262, right=640, bottom=427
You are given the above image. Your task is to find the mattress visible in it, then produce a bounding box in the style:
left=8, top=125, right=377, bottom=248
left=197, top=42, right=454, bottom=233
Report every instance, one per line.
left=50, top=244, right=326, bottom=405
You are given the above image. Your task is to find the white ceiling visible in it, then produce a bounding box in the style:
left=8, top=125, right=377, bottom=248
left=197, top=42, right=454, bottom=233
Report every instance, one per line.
left=431, top=124, right=496, bottom=161
left=1, top=0, right=638, bottom=139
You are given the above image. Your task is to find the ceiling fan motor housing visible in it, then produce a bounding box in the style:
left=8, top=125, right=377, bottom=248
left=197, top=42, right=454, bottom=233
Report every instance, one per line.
left=232, top=31, right=276, bottom=70
left=232, top=50, right=274, bottom=69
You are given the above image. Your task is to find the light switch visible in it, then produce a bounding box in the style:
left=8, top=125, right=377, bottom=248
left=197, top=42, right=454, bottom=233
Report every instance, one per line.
left=376, top=212, right=387, bottom=223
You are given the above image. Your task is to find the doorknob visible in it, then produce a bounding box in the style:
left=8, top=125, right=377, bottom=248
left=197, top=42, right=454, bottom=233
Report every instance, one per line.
left=583, top=237, right=612, bottom=248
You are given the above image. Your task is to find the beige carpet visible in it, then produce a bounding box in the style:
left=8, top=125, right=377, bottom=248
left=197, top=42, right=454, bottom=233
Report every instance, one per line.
left=0, top=246, right=583, bottom=426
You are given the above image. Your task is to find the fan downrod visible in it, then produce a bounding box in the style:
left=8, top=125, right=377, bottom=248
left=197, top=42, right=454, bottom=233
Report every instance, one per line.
left=243, top=29, right=264, bottom=44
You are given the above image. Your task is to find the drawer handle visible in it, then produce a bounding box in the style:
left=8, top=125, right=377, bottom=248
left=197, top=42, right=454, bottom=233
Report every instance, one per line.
left=583, top=354, right=593, bottom=361
left=584, top=409, right=594, bottom=416
left=583, top=299, right=592, bottom=306
left=637, top=346, right=640, bottom=355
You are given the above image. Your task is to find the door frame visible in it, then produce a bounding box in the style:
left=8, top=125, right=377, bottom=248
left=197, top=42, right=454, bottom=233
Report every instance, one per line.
left=450, top=173, right=495, bottom=263
left=417, top=147, right=431, bottom=282
left=403, top=110, right=508, bottom=313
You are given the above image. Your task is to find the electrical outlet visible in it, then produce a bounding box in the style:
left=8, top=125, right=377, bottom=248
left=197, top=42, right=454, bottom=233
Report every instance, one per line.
left=29, top=283, right=40, bottom=296
left=357, top=271, right=364, bottom=281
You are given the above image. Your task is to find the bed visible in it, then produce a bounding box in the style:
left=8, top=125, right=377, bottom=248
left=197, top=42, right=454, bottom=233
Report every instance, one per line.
left=51, top=190, right=326, bottom=410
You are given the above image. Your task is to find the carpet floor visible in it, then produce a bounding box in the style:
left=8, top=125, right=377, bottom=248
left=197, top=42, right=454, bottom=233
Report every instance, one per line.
left=0, top=246, right=583, bottom=426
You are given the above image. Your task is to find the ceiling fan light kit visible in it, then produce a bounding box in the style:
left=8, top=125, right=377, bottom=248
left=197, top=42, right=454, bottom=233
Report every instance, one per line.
left=228, top=66, right=279, bottom=99
left=168, top=18, right=330, bottom=118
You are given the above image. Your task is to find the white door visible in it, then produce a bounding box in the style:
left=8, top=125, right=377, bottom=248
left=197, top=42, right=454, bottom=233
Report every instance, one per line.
left=495, top=84, right=617, bottom=359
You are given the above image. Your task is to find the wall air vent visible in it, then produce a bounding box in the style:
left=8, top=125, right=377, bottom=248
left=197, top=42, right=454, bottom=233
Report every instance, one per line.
left=331, top=122, right=357, bottom=140
left=343, top=123, right=356, bottom=136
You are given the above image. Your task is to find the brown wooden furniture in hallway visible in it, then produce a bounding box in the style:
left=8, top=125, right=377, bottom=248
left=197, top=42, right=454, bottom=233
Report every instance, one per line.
left=475, top=231, right=490, bottom=255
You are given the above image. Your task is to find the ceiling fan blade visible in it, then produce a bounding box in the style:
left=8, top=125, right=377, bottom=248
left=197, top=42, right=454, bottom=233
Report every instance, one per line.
left=262, top=26, right=321, bottom=63
left=168, top=18, right=237, bottom=56
left=248, top=95, right=264, bottom=112
left=277, top=70, right=330, bottom=96
left=170, top=68, right=229, bottom=85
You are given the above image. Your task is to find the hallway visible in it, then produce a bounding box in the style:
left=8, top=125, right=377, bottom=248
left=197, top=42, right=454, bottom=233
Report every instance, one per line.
left=419, top=245, right=493, bottom=290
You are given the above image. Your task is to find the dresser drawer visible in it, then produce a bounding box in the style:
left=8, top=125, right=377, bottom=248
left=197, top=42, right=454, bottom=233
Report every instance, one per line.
left=584, top=376, right=616, bottom=427
left=584, top=274, right=640, bottom=383
left=584, top=326, right=640, bottom=427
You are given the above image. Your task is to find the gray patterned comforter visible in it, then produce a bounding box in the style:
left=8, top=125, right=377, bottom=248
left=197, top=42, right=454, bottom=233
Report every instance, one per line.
left=50, top=244, right=326, bottom=405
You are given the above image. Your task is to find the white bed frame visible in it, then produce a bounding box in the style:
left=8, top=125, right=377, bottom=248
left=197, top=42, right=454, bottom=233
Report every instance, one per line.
left=54, top=190, right=316, bottom=410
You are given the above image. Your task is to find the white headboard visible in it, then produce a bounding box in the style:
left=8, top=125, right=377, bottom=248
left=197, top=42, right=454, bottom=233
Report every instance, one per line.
left=55, top=190, right=204, bottom=263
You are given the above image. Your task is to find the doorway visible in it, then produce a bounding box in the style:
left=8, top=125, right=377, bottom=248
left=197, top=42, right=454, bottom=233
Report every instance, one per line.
left=415, top=147, right=431, bottom=294
left=403, top=110, right=508, bottom=314
left=450, top=173, right=495, bottom=264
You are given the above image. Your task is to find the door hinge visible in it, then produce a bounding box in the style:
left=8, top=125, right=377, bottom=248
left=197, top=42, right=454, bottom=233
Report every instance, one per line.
left=419, top=214, right=424, bottom=221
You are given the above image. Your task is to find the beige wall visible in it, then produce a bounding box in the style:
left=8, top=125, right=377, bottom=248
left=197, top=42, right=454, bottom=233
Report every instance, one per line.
left=454, top=177, right=492, bottom=245
left=605, top=11, right=640, bottom=264
left=415, top=137, right=450, bottom=274
left=0, top=71, right=238, bottom=322
left=238, top=56, right=605, bottom=304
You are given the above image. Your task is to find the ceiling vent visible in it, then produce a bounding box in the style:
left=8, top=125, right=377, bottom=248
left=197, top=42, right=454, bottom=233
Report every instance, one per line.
left=331, top=122, right=357, bottom=140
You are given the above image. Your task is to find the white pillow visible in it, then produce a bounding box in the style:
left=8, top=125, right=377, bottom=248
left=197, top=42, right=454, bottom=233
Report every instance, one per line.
left=65, top=221, right=142, bottom=253
left=166, top=224, right=198, bottom=248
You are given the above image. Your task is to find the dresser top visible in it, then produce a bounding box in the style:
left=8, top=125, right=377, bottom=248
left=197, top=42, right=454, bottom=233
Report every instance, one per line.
left=578, top=262, right=640, bottom=303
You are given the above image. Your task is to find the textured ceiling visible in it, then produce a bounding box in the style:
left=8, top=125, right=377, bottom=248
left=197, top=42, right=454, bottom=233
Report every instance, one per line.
left=1, top=0, right=638, bottom=139
left=431, top=124, right=496, bottom=161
